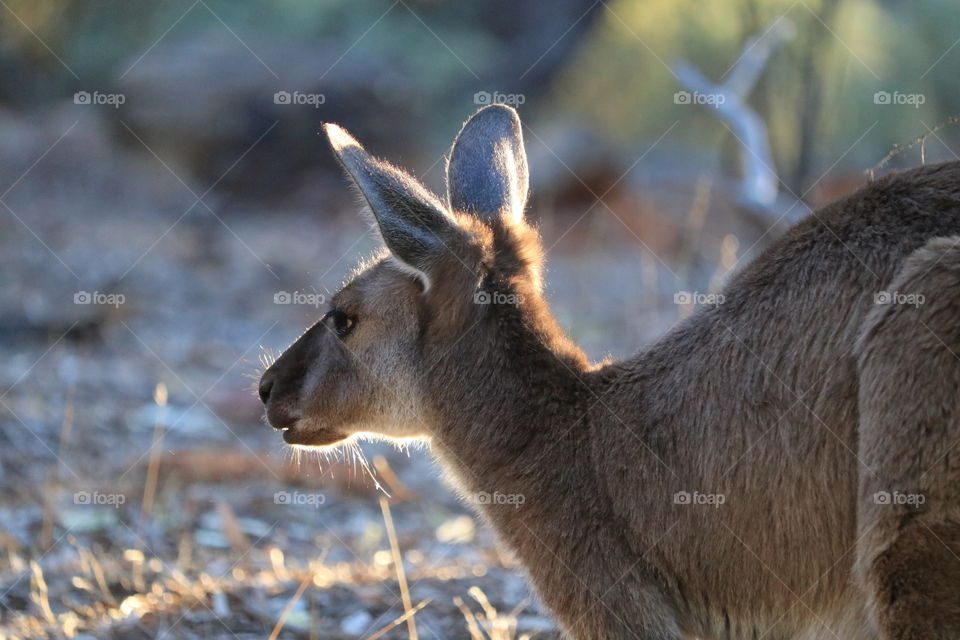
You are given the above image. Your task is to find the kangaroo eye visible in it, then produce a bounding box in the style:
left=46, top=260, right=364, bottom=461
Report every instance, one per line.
left=323, top=309, right=355, bottom=338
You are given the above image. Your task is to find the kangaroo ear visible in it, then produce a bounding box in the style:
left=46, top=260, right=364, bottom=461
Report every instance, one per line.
left=325, top=123, right=458, bottom=288
left=446, top=105, right=529, bottom=224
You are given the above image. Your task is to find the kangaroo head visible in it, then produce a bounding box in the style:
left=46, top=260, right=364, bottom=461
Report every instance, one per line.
left=259, top=105, right=582, bottom=448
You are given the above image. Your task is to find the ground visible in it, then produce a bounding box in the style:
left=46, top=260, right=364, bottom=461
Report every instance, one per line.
left=0, top=107, right=751, bottom=639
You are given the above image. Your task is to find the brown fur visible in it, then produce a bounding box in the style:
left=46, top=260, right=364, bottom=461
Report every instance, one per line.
left=856, top=237, right=960, bottom=639
left=260, top=106, right=960, bottom=639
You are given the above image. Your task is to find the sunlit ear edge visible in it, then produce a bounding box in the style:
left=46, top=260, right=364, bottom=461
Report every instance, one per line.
left=325, top=123, right=447, bottom=292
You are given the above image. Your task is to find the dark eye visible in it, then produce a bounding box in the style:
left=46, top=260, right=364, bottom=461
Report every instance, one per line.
left=323, top=309, right=355, bottom=337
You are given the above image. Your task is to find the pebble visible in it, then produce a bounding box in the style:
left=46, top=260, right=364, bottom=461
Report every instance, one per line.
left=340, top=610, right=373, bottom=635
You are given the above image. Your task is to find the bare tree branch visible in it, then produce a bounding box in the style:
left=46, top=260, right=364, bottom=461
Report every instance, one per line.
left=676, top=19, right=808, bottom=227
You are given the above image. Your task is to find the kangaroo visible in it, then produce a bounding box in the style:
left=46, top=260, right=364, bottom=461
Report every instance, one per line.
left=258, top=104, right=960, bottom=639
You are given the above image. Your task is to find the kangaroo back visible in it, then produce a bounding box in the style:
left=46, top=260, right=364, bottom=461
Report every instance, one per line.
left=856, top=236, right=960, bottom=639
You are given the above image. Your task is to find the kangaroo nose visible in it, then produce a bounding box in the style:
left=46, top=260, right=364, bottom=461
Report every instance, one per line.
left=258, top=374, right=275, bottom=405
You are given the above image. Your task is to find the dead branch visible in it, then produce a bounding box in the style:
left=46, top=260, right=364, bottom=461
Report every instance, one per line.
left=868, top=115, right=960, bottom=180
left=676, top=19, right=809, bottom=228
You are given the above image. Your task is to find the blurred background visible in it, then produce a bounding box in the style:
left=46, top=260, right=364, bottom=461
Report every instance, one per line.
left=1, top=1, right=958, bottom=638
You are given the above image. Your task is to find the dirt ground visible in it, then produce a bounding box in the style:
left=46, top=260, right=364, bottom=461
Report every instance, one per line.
left=0, top=106, right=755, bottom=639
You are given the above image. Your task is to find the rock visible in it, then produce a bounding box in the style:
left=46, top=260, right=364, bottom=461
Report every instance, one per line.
left=516, top=614, right=557, bottom=632
left=58, top=507, right=120, bottom=533
left=194, top=529, right=230, bottom=549
left=435, top=515, right=475, bottom=544
left=339, top=610, right=373, bottom=636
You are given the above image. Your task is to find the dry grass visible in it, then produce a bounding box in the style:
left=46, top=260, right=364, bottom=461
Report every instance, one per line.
left=1, top=521, right=544, bottom=639
left=455, top=587, right=532, bottom=640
